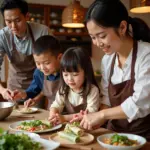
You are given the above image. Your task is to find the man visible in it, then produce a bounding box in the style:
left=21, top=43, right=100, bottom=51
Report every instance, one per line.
left=0, top=0, right=50, bottom=101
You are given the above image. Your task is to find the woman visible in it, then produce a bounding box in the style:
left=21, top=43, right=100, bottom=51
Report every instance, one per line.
left=79, top=0, right=150, bottom=140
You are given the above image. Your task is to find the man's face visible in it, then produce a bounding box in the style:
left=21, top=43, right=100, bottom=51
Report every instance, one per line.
left=4, top=8, right=28, bottom=38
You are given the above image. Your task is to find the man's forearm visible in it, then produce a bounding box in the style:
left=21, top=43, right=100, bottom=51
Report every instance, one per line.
left=0, top=82, right=5, bottom=94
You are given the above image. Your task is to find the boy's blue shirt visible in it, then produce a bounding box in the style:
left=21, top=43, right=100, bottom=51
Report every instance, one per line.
left=25, top=68, right=60, bottom=98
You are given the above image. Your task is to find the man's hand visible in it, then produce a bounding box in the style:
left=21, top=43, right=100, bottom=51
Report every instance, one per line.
left=1, top=88, right=14, bottom=101
left=12, top=90, right=27, bottom=101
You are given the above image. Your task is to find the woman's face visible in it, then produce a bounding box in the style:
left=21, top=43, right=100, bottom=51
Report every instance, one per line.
left=87, top=20, right=122, bottom=55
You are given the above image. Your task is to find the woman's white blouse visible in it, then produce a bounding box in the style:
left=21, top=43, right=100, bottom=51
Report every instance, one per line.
left=50, top=85, right=100, bottom=113
left=101, top=41, right=150, bottom=122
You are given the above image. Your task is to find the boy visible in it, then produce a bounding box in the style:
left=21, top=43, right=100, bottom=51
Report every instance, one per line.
left=14, top=35, right=62, bottom=109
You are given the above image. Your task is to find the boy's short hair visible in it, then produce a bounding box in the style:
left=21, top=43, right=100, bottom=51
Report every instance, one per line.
left=0, top=0, right=28, bottom=16
left=34, top=35, right=62, bottom=56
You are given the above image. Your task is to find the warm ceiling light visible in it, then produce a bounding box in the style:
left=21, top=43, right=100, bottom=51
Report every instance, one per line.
left=62, top=0, right=85, bottom=28
left=130, top=0, right=150, bottom=13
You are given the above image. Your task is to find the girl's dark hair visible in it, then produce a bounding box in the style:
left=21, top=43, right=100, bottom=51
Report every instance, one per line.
left=85, top=0, right=150, bottom=42
left=34, top=35, right=62, bottom=57
left=59, top=47, right=100, bottom=101
left=0, top=0, right=28, bottom=16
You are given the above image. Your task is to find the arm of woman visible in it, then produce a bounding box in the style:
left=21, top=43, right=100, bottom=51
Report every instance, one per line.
left=80, top=105, right=127, bottom=130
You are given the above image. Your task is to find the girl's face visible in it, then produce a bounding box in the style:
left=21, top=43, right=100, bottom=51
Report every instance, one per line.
left=86, top=20, right=123, bottom=55
left=34, top=52, right=61, bottom=76
left=62, top=67, right=85, bottom=93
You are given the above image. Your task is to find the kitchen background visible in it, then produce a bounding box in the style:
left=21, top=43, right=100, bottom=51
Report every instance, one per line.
left=0, top=0, right=149, bottom=83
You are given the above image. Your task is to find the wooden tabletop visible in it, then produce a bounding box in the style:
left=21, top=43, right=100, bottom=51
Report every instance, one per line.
left=0, top=107, right=150, bottom=150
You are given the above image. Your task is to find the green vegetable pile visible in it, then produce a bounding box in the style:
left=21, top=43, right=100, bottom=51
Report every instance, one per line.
left=21, top=120, right=52, bottom=128
left=0, top=130, right=42, bottom=150
left=71, top=121, right=80, bottom=127
left=111, top=134, right=137, bottom=146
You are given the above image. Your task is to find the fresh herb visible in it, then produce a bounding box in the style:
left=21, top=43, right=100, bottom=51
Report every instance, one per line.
left=0, top=128, right=4, bottom=135
left=111, top=134, right=135, bottom=146
left=0, top=132, right=42, bottom=150
left=71, top=121, right=80, bottom=127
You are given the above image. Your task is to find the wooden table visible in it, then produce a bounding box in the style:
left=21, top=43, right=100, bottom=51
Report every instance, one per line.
left=0, top=107, right=150, bottom=150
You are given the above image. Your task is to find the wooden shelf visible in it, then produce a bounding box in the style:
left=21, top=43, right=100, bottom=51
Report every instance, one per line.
left=28, top=3, right=91, bottom=55
left=53, top=32, right=89, bottom=36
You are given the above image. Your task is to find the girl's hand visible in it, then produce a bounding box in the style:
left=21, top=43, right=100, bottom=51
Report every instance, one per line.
left=48, top=113, right=65, bottom=125
left=70, top=110, right=88, bottom=123
left=24, top=98, right=36, bottom=107
left=80, top=111, right=106, bottom=130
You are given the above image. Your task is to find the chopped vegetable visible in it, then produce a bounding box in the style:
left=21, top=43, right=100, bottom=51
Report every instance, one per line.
left=103, top=134, right=139, bottom=146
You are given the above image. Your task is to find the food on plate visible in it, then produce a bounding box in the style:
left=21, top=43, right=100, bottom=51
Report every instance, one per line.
left=16, top=120, right=53, bottom=132
left=64, top=123, right=84, bottom=136
left=58, top=123, right=84, bottom=143
left=103, top=134, right=139, bottom=146
left=58, top=131, right=80, bottom=143
left=0, top=131, right=42, bottom=150
left=19, top=107, right=33, bottom=112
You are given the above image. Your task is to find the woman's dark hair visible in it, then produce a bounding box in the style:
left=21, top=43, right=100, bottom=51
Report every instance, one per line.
left=59, top=47, right=100, bottom=101
left=34, top=35, right=62, bottom=57
left=85, top=0, right=150, bottom=42
left=0, top=0, right=28, bottom=16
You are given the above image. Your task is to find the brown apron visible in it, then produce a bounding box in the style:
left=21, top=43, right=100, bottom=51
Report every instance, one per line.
left=7, top=23, right=36, bottom=90
left=64, top=92, right=87, bottom=114
left=107, top=41, right=150, bottom=140
left=43, top=75, right=60, bottom=110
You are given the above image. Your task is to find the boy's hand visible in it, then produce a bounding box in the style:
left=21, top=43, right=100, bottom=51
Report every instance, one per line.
left=12, top=90, right=27, bottom=101
left=24, top=98, right=36, bottom=108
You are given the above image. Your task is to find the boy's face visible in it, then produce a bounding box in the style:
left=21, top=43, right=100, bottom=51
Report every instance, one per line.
left=33, top=52, right=61, bottom=76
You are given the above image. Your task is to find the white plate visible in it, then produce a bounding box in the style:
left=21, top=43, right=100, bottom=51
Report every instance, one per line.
left=16, top=107, right=38, bottom=114
left=9, top=120, right=62, bottom=133
left=15, top=131, right=60, bottom=150
left=97, top=133, right=146, bottom=150
left=35, top=138, right=60, bottom=150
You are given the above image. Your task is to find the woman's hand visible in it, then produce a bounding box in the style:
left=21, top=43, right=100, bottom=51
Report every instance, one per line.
left=24, top=98, right=36, bottom=107
left=70, top=110, right=88, bottom=123
left=80, top=111, right=106, bottom=130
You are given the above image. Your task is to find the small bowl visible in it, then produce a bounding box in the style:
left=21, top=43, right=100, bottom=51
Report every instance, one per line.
left=97, top=133, right=146, bottom=150
left=0, top=102, right=14, bottom=120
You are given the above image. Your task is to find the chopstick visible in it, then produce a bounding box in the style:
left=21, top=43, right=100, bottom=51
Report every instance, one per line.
left=60, top=144, right=93, bottom=150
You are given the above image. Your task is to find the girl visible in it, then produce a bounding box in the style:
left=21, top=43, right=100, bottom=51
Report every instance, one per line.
left=79, top=0, right=150, bottom=140
left=49, top=47, right=100, bottom=124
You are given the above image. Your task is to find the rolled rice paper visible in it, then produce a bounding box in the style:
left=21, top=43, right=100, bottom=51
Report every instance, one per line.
left=58, top=131, right=80, bottom=143
left=65, top=124, right=84, bottom=136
